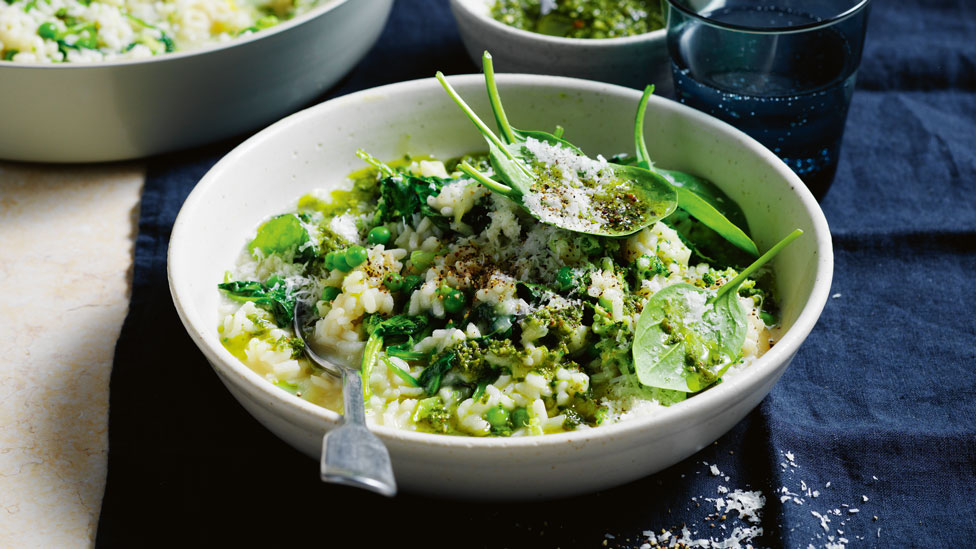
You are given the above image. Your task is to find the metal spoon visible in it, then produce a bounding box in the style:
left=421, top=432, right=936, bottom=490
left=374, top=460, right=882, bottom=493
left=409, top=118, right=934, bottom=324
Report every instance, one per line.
left=293, top=300, right=397, bottom=497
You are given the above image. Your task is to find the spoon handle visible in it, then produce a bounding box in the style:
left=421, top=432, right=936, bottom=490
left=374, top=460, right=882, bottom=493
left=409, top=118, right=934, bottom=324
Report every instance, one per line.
left=320, top=369, right=397, bottom=497
left=340, top=368, right=368, bottom=425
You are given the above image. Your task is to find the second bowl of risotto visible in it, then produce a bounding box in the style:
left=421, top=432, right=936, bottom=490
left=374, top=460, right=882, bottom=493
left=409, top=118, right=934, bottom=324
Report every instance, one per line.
left=169, top=73, right=833, bottom=499
left=0, top=0, right=392, bottom=162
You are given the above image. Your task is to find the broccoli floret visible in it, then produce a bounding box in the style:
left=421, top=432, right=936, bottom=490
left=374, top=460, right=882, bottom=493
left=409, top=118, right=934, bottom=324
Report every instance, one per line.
left=527, top=304, right=584, bottom=338
left=451, top=339, right=493, bottom=379
left=699, top=266, right=738, bottom=289
left=412, top=396, right=452, bottom=434
left=632, top=254, right=668, bottom=282
left=591, top=305, right=634, bottom=376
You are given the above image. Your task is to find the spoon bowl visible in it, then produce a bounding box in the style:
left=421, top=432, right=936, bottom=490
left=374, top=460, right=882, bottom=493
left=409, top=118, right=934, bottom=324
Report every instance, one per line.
left=292, top=301, right=397, bottom=497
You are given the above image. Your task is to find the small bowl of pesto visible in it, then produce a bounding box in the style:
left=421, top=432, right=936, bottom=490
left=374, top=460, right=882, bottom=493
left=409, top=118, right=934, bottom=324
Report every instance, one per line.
left=449, top=0, right=670, bottom=89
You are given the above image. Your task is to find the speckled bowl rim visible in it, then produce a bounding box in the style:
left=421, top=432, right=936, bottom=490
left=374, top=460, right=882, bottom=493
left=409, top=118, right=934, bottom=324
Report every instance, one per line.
left=0, top=0, right=350, bottom=69
left=450, top=0, right=666, bottom=47
left=169, top=73, right=833, bottom=452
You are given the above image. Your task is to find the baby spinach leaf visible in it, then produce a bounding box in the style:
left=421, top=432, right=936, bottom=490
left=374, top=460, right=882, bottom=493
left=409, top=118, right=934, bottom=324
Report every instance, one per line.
left=365, top=314, right=429, bottom=339
left=659, top=169, right=749, bottom=231
left=217, top=276, right=296, bottom=328
left=436, top=51, right=676, bottom=237
left=461, top=304, right=515, bottom=342
left=632, top=283, right=739, bottom=392
left=632, top=229, right=802, bottom=392
left=418, top=352, right=456, bottom=395
left=385, top=338, right=432, bottom=361
left=516, top=281, right=551, bottom=305
left=633, top=86, right=758, bottom=257
left=374, top=174, right=421, bottom=223
left=381, top=356, right=420, bottom=387
left=666, top=208, right=755, bottom=269
left=360, top=330, right=385, bottom=401
left=358, top=149, right=450, bottom=228
left=670, top=187, right=758, bottom=257
left=360, top=314, right=431, bottom=399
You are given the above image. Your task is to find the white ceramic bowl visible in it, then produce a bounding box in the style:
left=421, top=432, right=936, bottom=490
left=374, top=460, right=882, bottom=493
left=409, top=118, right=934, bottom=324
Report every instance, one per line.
left=449, top=0, right=670, bottom=90
left=0, top=0, right=392, bottom=163
left=168, top=74, right=833, bottom=500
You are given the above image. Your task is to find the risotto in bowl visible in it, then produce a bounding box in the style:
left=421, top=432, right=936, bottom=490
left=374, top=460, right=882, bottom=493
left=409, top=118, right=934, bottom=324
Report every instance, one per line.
left=169, top=74, right=833, bottom=499
left=0, top=0, right=392, bottom=162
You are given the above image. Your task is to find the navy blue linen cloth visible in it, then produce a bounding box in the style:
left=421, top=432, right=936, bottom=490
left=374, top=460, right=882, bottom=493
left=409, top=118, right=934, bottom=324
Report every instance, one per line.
left=96, top=0, right=976, bottom=546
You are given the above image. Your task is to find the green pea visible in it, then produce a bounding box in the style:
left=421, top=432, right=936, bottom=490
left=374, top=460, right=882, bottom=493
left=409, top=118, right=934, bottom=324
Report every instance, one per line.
left=383, top=272, right=403, bottom=292
left=555, top=266, right=574, bottom=291
left=403, top=275, right=423, bottom=293
left=443, top=289, right=465, bottom=314
left=410, top=250, right=436, bottom=271
left=760, top=311, right=777, bottom=326
left=367, top=226, right=391, bottom=246
left=321, top=286, right=341, bottom=301
left=485, top=405, right=510, bottom=428
left=345, top=245, right=368, bottom=267
left=332, top=253, right=352, bottom=272
left=37, top=22, right=58, bottom=40
left=323, top=251, right=336, bottom=270
left=511, top=407, right=530, bottom=428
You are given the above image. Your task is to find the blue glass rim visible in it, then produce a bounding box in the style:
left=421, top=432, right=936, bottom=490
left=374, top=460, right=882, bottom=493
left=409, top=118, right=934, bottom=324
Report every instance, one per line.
left=665, top=0, right=871, bottom=35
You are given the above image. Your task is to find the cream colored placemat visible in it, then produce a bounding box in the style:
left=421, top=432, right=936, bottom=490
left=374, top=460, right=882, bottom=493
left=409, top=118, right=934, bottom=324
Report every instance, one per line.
left=0, top=162, right=144, bottom=547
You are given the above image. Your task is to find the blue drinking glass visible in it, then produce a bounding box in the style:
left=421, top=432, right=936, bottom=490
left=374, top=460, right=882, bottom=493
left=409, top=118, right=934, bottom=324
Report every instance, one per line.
left=665, top=0, right=871, bottom=199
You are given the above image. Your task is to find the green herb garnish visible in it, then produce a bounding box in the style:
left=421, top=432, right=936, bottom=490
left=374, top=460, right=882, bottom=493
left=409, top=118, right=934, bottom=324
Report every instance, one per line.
left=361, top=314, right=430, bottom=399
left=218, top=276, right=297, bottom=328
left=632, top=229, right=802, bottom=392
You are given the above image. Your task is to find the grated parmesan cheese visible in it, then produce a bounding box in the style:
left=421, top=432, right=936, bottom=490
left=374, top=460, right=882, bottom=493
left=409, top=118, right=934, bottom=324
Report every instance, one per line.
left=519, top=137, right=620, bottom=233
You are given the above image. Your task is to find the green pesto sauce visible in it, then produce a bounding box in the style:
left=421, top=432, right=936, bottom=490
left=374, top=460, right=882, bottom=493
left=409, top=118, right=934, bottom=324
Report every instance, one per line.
left=491, top=0, right=664, bottom=39
left=220, top=330, right=253, bottom=364
left=296, top=155, right=440, bottom=218
left=658, top=297, right=728, bottom=386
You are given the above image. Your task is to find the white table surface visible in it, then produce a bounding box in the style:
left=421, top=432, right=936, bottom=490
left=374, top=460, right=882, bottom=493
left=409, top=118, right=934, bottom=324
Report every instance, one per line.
left=0, top=161, right=144, bottom=547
